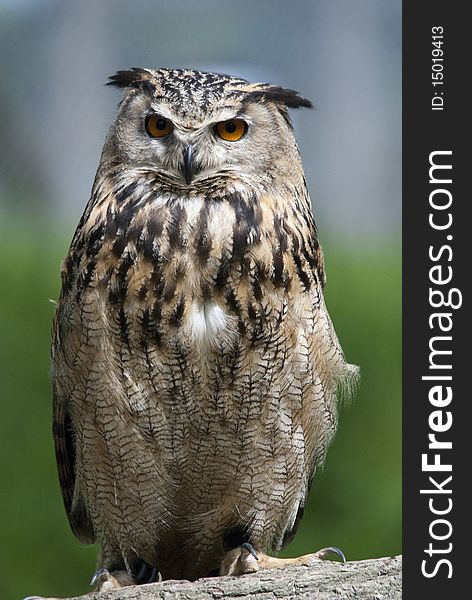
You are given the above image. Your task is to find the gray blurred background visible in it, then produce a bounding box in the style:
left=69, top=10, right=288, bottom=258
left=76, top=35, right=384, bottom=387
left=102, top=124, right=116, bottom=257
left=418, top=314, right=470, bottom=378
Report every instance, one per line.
left=0, top=1, right=401, bottom=598
left=0, top=0, right=401, bottom=237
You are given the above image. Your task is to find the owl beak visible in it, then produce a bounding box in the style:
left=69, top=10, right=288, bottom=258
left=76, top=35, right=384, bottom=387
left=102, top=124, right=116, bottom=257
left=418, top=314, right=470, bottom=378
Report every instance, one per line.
left=182, top=145, right=196, bottom=184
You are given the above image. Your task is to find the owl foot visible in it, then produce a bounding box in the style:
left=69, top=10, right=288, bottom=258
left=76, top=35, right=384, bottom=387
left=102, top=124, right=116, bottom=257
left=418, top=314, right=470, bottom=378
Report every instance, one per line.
left=220, top=543, right=346, bottom=576
left=21, top=568, right=141, bottom=600
left=90, top=567, right=137, bottom=591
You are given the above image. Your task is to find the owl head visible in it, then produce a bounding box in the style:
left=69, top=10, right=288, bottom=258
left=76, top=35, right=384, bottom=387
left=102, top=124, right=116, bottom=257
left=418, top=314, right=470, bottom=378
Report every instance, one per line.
left=104, top=68, right=312, bottom=193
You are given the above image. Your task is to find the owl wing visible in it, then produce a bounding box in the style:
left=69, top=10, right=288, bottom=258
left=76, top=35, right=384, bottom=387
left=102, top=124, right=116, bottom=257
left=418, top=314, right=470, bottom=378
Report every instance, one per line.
left=52, top=307, right=95, bottom=544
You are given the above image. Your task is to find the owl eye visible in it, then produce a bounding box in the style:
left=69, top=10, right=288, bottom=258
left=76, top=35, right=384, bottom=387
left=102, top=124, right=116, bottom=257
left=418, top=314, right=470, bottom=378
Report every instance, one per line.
left=145, top=115, right=174, bottom=138
left=214, top=119, right=248, bottom=142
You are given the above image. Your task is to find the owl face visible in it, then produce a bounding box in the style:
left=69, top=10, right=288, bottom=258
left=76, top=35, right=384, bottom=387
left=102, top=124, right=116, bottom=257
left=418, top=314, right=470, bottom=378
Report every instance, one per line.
left=106, top=69, right=312, bottom=192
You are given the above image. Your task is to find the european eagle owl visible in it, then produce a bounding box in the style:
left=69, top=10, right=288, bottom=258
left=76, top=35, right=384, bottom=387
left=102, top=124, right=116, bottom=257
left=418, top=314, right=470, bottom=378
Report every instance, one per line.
left=50, top=68, right=358, bottom=591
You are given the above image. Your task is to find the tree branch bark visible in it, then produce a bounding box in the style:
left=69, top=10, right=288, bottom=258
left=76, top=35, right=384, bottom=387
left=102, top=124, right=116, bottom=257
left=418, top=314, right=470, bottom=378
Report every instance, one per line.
left=66, top=555, right=402, bottom=600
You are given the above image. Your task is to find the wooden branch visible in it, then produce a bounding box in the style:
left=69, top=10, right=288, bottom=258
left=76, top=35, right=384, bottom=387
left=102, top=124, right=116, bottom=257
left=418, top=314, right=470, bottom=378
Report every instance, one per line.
left=64, top=555, right=402, bottom=600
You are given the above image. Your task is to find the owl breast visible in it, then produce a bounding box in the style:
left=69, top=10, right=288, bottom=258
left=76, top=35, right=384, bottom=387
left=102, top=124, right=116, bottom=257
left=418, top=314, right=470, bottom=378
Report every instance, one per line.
left=57, top=184, right=337, bottom=579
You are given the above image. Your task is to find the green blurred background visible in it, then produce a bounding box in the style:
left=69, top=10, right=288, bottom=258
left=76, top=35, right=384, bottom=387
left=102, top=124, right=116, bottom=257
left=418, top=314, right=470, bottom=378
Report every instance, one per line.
left=0, top=1, right=401, bottom=598
left=0, top=229, right=400, bottom=599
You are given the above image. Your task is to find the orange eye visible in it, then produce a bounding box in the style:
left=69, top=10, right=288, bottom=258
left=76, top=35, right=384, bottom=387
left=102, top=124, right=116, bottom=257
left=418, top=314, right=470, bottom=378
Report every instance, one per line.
left=145, top=115, right=173, bottom=138
left=215, top=119, right=247, bottom=141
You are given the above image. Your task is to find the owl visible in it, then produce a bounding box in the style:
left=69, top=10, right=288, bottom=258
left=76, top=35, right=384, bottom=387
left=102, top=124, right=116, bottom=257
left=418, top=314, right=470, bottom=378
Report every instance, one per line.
left=50, top=68, right=358, bottom=592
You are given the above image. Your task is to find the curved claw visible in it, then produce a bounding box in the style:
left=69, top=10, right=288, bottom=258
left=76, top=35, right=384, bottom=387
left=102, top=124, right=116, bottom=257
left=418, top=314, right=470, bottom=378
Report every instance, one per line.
left=314, top=546, right=346, bottom=563
left=135, top=562, right=157, bottom=584
left=22, top=597, right=45, bottom=600
left=90, top=567, right=110, bottom=587
left=241, top=542, right=260, bottom=561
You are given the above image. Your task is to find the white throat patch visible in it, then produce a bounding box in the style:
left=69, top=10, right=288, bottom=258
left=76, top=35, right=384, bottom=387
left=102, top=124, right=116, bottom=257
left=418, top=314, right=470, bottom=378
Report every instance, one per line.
left=187, top=301, right=237, bottom=347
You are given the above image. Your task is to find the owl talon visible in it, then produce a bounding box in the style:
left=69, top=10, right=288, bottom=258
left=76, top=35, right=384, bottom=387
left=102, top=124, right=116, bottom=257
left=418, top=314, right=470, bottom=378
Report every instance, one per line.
left=241, top=542, right=259, bottom=560
left=134, top=562, right=158, bottom=584
left=21, top=568, right=136, bottom=600
left=219, top=544, right=260, bottom=575
left=90, top=567, right=108, bottom=587
left=313, top=546, right=346, bottom=563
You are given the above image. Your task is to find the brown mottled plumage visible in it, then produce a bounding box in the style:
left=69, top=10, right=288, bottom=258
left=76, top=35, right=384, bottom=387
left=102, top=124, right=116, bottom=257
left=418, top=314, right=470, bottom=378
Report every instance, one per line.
left=51, top=68, right=357, bottom=589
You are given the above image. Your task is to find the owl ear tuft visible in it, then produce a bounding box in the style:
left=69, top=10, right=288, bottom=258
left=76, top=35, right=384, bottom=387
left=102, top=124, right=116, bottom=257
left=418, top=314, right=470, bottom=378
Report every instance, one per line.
left=246, top=85, right=314, bottom=110
left=107, top=68, right=155, bottom=91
